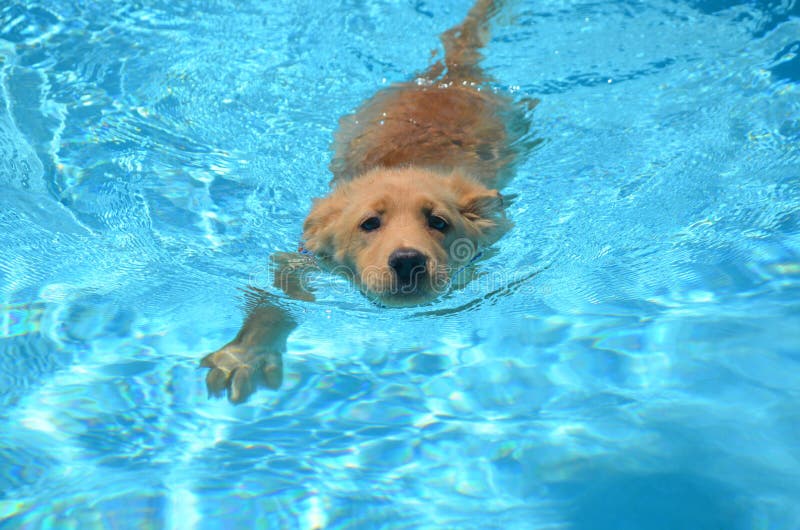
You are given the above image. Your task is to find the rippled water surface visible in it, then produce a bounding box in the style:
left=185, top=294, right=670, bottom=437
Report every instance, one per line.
left=2, top=0, right=800, bottom=528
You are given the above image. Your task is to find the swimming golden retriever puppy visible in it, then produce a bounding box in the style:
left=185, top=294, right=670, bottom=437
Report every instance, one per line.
left=202, top=0, right=534, bottom=402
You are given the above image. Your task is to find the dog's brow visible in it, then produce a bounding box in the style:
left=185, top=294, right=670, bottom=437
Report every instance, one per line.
left=369, top=198, right=388, bottom=213
left=420, top=200, right=436, bottom=213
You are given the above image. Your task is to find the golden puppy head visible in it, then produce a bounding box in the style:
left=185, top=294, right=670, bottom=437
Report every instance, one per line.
left=302, top=167, right=509, bottom=306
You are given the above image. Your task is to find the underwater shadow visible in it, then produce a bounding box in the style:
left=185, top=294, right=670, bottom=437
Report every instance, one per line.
left=564, top=471, right=751, bottom=530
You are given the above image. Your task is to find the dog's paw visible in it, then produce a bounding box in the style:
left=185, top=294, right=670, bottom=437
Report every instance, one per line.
left=200, top=344, right=283, bottom=404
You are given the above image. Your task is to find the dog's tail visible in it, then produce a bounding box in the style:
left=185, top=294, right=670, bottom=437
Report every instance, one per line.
left=439, top=0, right=500, bottom=82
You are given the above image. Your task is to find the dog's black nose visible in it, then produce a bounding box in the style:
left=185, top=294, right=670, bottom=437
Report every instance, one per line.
left=388, top=248, right=428, bottom=285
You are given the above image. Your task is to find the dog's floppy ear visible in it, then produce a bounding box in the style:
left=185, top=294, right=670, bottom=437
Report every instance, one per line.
left=302, top=194, right=342, bottom=257
left=449, top=174, right=510, bottom=243
left=460, top=188, right=503, bottom=223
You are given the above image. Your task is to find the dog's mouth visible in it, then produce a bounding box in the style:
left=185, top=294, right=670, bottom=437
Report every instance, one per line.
left=370, top=287, right=437, bottom=307
left=378, top=284, right=434, bottom=306
left=357, top=264, right=449, bottom=307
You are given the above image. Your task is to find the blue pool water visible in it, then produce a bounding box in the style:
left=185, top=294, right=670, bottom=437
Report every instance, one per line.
left=1, top=0, right=799, bottom=528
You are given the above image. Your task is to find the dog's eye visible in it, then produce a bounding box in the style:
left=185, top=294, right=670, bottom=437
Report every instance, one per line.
left=360, top=216, right=381, bottom=232
left=428, top=215, right=449, bottom=232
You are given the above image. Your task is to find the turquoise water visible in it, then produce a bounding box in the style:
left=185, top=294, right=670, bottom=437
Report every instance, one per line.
left=1, top=0, right=799, bottom=528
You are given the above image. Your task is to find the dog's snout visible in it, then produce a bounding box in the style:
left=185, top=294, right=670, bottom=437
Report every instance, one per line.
left=388, top=248, right=428, bottom=284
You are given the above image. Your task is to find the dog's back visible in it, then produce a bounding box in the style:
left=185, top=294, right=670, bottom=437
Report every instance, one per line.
left=329, top=0, right=532, bottom=188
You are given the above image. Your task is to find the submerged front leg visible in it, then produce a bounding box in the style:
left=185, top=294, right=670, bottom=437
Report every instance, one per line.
left=201, top=290, right=297, bottom=403
left=271, top=251, right=318, bottom=301
left=201, top=250, right=320, bottom=404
